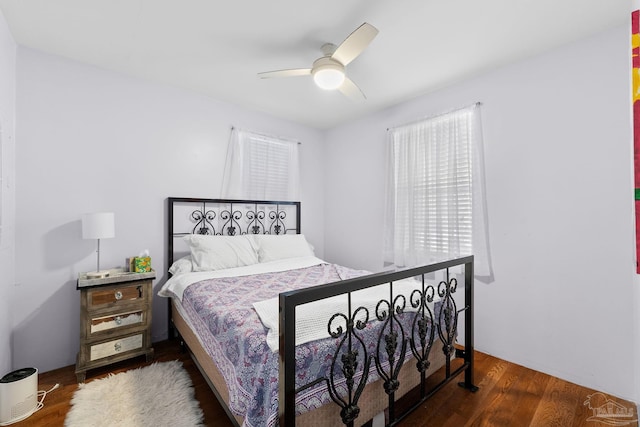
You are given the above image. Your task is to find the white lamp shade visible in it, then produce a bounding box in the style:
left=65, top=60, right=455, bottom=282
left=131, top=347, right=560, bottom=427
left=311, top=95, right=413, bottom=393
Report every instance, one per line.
left=82, top=212, right=115, bottom=239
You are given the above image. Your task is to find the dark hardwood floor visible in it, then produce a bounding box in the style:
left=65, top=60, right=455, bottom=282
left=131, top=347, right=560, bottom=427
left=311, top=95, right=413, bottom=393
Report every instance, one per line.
left=11, top=339, right=637, bottom=427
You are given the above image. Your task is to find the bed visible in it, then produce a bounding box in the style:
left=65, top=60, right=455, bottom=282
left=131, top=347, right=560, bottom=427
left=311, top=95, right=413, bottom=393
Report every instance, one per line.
left=160, top=197, right=477, bottom=427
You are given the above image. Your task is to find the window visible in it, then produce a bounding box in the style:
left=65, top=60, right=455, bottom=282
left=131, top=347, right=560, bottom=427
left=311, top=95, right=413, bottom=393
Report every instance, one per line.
left=221, top=128, right=300, bottom=201
left=384, top=104, right=491, bottom=276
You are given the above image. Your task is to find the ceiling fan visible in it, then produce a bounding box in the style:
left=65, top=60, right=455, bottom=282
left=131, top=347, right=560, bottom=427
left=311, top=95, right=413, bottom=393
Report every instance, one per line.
left=258, top=22, right=379, bottom=100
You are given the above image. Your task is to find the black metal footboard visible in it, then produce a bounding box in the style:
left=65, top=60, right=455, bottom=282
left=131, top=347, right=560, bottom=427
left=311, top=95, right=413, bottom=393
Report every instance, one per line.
left=278, top=256, right=477, bottom=426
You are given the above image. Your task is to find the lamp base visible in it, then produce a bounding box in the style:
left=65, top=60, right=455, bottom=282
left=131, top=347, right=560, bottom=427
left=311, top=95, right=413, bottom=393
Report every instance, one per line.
left=86, top=270, right=110, bottom=279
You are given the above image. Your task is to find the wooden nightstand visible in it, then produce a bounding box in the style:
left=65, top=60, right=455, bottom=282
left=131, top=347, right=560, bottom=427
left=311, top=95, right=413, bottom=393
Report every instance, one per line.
left=75, top=269, right=156, bottom=382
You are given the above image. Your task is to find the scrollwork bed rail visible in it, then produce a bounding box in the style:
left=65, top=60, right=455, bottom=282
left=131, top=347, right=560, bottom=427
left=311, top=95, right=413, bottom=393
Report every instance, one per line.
left=278, top=256, right=477, bottom=426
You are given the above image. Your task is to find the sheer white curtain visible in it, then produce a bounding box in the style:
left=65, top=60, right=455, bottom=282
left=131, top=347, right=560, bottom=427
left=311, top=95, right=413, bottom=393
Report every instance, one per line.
left=384, top=104, right=492, bottom=277
left=221, top=128, right=300, bottom=201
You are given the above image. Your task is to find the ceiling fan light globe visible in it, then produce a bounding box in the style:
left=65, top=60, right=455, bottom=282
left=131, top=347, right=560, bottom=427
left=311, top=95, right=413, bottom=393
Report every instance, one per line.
left=311, top=57, right=345, bottom=90
left=313, top=68, right=345, bottom=90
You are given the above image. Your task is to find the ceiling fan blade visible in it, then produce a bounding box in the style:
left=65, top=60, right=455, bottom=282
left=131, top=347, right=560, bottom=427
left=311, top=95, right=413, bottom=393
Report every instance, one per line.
left=331, top=22, right=379, bottom=66
left=338, top=76, right=366, bottom=100
left=257, top=68, right=311, bottom=79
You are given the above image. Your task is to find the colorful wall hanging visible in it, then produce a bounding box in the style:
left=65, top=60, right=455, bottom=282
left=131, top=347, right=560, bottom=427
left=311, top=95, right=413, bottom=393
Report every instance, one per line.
left=633, top=9, right=640, bottom=273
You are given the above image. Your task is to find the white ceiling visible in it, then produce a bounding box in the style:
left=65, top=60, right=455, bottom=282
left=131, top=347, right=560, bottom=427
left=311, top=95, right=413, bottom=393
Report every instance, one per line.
left=0, top=0, right=630, bottom=129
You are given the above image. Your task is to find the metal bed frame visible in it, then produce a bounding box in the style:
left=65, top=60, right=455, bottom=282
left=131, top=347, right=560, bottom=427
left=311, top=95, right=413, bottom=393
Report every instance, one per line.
left=166, top=197, right=477, bottom=427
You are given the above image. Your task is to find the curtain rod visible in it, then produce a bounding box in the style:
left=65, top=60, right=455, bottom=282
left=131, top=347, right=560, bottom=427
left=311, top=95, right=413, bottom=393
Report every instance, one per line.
left=230, top=126, right=302, bottom=145
left=386, top=101, right=482, bottom=132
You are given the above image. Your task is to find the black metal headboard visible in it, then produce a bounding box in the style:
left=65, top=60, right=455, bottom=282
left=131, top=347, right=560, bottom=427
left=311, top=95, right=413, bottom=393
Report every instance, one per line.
left=166, top=197, right=301, bottom=339
left=167, top=197, right=301, bottom=272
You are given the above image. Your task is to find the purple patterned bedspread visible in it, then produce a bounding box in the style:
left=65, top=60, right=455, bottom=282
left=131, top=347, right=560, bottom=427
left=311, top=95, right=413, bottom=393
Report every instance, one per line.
left=180, top=263, right=433, bottom=427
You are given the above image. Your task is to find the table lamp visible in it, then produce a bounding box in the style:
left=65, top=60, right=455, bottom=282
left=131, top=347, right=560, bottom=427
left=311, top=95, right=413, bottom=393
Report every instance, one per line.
left=82, top=212, right=115, bottom=278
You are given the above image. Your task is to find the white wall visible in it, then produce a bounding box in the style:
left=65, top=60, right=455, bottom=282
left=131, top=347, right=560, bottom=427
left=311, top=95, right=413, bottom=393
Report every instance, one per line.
left=13, top=48, right=325, bottom=373
left=325, top=25, right=637, bottom=402
left=0, top=8, right=16, bottom=376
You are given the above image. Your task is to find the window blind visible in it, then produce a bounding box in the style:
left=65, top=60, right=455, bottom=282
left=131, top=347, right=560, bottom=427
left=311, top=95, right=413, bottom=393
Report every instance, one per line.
left=221, top=128, right=300, bottom=201
left=385, top=104, right=489, bottom=273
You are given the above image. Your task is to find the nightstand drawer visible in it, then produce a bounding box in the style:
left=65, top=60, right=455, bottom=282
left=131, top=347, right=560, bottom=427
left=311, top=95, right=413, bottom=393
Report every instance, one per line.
left=90, top=310, right=145, bottom=334
left=90, top=334, right=143, bottom=361
left=88, top=282, right=147, bottom=308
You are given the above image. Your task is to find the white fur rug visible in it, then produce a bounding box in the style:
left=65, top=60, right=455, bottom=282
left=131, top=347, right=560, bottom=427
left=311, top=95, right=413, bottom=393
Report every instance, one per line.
left=65, top=360, right=204, bottom=426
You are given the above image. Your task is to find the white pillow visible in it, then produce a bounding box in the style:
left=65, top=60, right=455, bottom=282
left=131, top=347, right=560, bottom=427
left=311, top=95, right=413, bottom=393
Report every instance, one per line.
left=168, top=255, right=193, bottom=275
left=183, top=234, right=259, bottom=272
left=251, top=234, right=315, bottom=263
